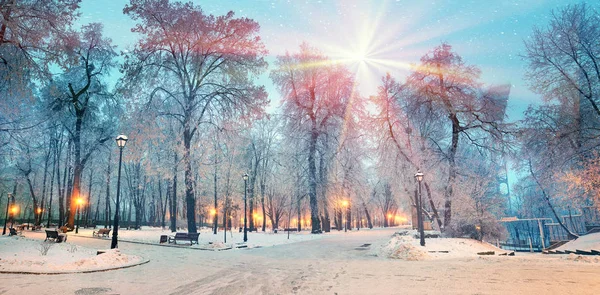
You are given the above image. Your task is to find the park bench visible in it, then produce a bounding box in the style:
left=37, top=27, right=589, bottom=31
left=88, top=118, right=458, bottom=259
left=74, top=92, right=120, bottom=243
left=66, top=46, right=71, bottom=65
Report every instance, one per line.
left=45, top=229, right=67, bottom=243
left=284, top=228, right=298, bottom=232
left=31, top=225, right=42, bottom=231
left=9, top=228, right=21, bottom=236
left=84, top=223, right=97, bottom=229
left=168, top=232, right=200, bottom=245
left=93, top=228, right=111, bottom=238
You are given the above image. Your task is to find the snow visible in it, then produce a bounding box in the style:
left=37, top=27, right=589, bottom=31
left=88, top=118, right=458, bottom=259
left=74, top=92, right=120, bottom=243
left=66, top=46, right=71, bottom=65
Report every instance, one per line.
left=557, top=232, right=600, bottom=252
left=0, top=236, right=144, bottom=274
left=1, top=227, right=599, bottom=294
left=376, top=229, right=509, bottom=261
left=69, top=226, right=323, bottom=249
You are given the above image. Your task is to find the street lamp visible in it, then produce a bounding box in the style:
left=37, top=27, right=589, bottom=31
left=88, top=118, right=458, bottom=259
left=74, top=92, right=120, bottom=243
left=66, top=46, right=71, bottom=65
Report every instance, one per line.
left=2, top=193, right=11, bottom=235
left=243, top=173, right=248, bottom=243
left=76, top=198, right=84, bottom=234
left=414, top=171, right=425, bottom=247
left=10, top=206, right=18, bottom=229
left=341, top=200, right=349, bottom=232
left=111, top=134, right=128, bottom=249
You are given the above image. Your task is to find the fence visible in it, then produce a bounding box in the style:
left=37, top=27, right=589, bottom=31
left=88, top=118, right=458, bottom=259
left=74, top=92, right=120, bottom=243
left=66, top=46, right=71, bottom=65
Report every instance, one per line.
left=499, top=218, right=552, bottom=252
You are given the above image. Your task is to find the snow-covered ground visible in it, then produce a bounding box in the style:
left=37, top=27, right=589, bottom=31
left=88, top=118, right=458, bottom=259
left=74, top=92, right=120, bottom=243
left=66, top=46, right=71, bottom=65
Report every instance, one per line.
left=0, top=236, right=144, bottom=274
left=1, top=227, right=599, bottom=294
left=66, top=226, right=323, bottom=249
left=376, top=230, right=508, bottom=260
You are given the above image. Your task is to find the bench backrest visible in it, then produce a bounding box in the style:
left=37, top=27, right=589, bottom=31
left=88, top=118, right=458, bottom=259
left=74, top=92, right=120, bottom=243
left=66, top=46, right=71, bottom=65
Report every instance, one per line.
left=188, top=233, right=200, bottom=241
left=46, top=230, right=59, bottom=238
left=174, top=233, right=189, bottom=238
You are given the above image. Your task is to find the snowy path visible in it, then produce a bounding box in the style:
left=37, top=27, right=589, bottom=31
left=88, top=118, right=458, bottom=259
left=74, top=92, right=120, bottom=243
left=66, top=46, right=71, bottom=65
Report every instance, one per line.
left=1, top=228, right=599, bottom=294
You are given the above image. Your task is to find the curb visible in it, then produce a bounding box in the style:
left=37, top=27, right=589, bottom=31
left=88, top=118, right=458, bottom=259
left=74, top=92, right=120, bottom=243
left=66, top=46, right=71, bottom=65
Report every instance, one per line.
left=0, top=258, right=150, bottom=275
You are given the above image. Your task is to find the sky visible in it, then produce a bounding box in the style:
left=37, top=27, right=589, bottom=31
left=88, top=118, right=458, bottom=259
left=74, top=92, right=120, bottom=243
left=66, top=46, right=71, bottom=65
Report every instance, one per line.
left=79, top=0, right=597, bottom=121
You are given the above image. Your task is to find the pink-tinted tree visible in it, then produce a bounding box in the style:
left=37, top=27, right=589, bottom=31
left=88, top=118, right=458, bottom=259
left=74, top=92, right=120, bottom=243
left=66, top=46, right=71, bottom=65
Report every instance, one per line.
left=271, top=43, right=357, bottom=233
left=121, top=0, right=268, bottom=233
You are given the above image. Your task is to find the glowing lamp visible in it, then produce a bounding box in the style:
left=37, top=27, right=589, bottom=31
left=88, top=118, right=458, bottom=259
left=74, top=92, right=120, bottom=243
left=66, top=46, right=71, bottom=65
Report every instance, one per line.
left=116, top=134, right=128, bottom=148
left=414, top=171, right=424, bottom=182
left=242, top=173, right=248, bottom=181
left=210, top=208, right=217, bottom=216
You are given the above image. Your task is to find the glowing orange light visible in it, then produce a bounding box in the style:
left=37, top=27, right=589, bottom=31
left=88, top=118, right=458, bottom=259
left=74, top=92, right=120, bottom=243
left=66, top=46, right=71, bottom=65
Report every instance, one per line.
left=36, top=208, right=43, bottom=214
left=387, top=214, right=392, bottom=219
left=76, top=198, right=84, bottom=205
left=10, top=206, right=18, bottom=214
left=253, top=213, right=258, bottom=219
left=210, top=208, right=217, bottom=216
left=341, top=200, right=349, bottom=207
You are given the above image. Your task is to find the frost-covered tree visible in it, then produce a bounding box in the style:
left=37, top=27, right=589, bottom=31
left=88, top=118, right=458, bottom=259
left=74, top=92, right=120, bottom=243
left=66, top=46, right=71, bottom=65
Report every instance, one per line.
left=121, top=0, right=268, bottom=233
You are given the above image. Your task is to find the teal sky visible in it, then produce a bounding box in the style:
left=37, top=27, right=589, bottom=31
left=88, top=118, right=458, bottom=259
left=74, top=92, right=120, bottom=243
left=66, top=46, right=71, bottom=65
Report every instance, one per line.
left=79, top=0, right=596, bottom=120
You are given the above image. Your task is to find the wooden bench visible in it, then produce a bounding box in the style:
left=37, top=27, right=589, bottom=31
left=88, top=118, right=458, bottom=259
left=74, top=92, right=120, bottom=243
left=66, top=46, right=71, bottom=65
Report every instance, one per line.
left=84, top=224, right=97, bottom=229
left=45, top=229, right=67, bottom=242
left=168, top=232, right=200, bottom=245
left=93, top=228, right=111, bottom=238
left=284, top=228, right=298, bottom=232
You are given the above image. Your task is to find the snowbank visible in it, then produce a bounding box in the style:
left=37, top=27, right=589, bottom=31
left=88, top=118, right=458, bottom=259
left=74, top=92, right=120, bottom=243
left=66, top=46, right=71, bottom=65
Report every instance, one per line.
left=563, top=253, right=600, bottom=263
left=556, top=232, right=600, bottom=252
left=0, top=236, right=144, bottom=274
left=377, top=230, right=508, bottom=261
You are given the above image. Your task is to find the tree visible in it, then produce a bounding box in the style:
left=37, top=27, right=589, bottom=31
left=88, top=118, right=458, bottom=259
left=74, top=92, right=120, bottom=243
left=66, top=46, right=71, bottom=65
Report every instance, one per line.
left=122, top=0, right=268, bottom=233
left=46, top=23, right=117, bottom=228
left=271, top=43, right=357, bottom=233
left=406, top=43, right=508, bottom=229
left=524, top=3, right=600, bottom=129
left=0, top=0, right=80, bottom=96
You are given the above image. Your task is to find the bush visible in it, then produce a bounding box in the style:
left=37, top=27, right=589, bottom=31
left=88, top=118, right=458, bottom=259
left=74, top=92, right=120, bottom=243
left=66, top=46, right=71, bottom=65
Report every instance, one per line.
left=446, top=217, right=507, bottom=242
left=37, top=241, right=54, bottom=256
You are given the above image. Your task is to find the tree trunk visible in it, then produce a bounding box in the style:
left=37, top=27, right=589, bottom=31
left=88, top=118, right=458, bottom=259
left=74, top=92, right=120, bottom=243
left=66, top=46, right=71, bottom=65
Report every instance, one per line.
left=46, top=139, right=57, bottom=228
left=67, top=114, right=84, bottom=229
left=104, top=152, right=111, bottom=228
left=213, top=154, right=218, bottom=234
left=183, top=127, right=197, bottom=233
left=308, top=126, right=321, bottom=233
left=170, top=153, right=178, bottom=232
left=443, top=115, right=460, bottom=229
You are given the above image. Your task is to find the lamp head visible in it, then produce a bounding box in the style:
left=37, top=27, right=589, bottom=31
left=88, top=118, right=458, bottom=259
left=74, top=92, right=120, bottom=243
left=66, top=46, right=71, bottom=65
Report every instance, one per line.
left=116, top=134, right=128, bottom=148
left=243, top=173, right=248, bottom=181
left=414, top=171, right=424, bottom=182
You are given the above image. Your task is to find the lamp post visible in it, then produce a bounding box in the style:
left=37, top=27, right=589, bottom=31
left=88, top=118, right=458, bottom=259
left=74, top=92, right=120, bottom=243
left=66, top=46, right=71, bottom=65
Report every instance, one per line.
left=243, top=173, right=248, bottom=243
left=414, top=171, right=425, bottom=246
left=76, top=198, right=83, bottom=234
left=2, top=193, right=11, bottom=235
left=111, top=134, right=128, bottom=249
